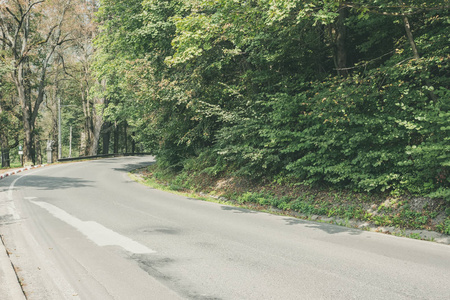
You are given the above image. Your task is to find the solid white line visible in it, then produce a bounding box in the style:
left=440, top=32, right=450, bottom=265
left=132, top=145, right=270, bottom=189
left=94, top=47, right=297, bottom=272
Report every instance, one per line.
left=6, top=176, right=23, bottom=220
left=31, top=201, right=155, bottom=254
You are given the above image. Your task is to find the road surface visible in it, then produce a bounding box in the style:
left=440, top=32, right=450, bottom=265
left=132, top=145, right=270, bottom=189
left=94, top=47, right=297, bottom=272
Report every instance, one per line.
left=1, top=156, right=450, bottom=299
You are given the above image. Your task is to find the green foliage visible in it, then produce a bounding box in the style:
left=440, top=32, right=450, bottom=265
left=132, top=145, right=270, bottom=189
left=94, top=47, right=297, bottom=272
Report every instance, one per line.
left=427, top=188, right=450, bottom=202
left=436, top=218, right=450, bottom=235
left=94, top=0, right=450, bottom=199
left=275, top=57, right=450, bottom=193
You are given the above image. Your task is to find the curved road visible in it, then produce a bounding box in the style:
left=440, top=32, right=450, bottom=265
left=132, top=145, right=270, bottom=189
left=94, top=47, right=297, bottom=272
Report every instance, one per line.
left=1, top=156, right=450, bottom=299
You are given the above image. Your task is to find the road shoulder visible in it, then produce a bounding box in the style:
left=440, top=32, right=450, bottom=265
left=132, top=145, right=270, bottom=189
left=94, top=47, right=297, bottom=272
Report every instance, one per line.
left=0, top=235, right=26, bottom=300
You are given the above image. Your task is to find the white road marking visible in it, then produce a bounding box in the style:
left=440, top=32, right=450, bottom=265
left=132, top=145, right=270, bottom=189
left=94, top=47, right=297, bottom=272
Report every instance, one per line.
left=7, top=177, right=20, bottom=200
left=31, top=201, right=155, bottom=254
left=5, top=176, right=23, bottom=220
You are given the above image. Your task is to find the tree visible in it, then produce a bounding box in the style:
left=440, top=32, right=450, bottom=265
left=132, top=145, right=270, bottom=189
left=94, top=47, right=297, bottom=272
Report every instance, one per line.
left=0, top=58, right=20, bottom=167
left=94, top=0, right=183, bottom=159
left=71, top=0, right=101, bottom=156
left=0, top=0, right=77, bottom=164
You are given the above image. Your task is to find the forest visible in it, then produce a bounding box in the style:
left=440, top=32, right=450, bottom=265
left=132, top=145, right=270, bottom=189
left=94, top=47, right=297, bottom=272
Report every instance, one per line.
left=1, top=0, right=449, bottom=200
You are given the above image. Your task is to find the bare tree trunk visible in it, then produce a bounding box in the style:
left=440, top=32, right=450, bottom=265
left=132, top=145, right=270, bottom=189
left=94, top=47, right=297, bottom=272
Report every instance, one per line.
left=400, top=9, right=420, bottom=60
left=80, top=88, right=90, bottom=155
left=89, top=107, right=103, bottom=156
left=400, top=4, right=437, bottom=101
left=87, top=79, right=105, bottom=156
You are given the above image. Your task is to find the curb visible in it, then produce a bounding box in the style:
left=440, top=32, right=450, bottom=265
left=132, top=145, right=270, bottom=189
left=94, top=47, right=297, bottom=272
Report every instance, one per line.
left=0, top=164, right=47, bottom=180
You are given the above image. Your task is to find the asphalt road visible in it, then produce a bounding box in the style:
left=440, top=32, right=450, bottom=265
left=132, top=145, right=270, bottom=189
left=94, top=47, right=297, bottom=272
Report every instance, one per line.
left=1, top=156, right=450, bottom=299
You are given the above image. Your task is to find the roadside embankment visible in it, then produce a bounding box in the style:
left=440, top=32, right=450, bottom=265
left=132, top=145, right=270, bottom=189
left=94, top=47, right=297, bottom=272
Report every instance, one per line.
left=131, top=165, right=450, bottom=245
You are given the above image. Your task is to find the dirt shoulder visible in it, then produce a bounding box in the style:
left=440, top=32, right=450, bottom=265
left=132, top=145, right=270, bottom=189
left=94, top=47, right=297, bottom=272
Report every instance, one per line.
left=131, top=166, right=450, bottom=245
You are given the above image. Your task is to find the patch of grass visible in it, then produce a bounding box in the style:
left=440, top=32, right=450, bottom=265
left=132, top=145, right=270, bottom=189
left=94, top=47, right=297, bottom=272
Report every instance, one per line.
left=408, top=233, right=422, bottom=240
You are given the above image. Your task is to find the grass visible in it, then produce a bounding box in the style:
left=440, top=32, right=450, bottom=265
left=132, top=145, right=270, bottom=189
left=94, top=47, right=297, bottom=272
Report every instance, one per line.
left=0, top=162, right=23, bottom=171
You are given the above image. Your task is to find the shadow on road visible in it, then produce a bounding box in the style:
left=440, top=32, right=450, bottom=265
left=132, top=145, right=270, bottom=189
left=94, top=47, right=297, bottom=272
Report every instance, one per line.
left=221, top=206, right=257, bottom=214
left=113, top=161, right=155, bottom=172
left=138, top=227, right=180, bottom=235
left=283, top=217, right=362, bottom=235
left=15, top=175, right=92, bottom=190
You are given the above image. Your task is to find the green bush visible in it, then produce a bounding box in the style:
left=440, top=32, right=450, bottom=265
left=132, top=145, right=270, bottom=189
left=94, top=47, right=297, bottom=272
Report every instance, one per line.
left=437, top=218, right=450, bottom=235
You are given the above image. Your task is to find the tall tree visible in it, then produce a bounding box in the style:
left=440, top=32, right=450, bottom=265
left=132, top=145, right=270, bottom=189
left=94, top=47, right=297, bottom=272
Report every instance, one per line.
left=71, top=0, right=101, bottom=155
left=0, top=0, right=76, bottom=163
left=0, top=58, right=20, bottom=167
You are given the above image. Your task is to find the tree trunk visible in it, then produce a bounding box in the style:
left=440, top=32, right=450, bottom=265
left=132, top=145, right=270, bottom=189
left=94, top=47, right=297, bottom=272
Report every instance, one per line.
left=124, top=122, right=128, bottom=153
left=87, top=82, right=105, bottom=156
left=21, top=101, right=36, bottom=164
left=314, top=24, right=327, bottom=75
left=1, top=142, right=10, bottom=168
left=79, top=130, right=87, bottom=155
left=131, top=132, right=136, bottom=154
left=113, top=122, right=119, bottom=154
left=335, top=4, right=348, bottom=76
left=89, top=111, right=103, bottom=156
left=400, top=6, right=420, bottom=60
left=81, top=78, right=104, bottom=156
left=102, top=121, right=111, bottom=154
left=80, top=88, right=91, bottom=156
left=0, top=94, right=10, bottom=168
left=35, top=138, right=42, bottom=165
left=15, top=62, right=36, bottom=164
left=400, top=4, right=437, bottom=101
